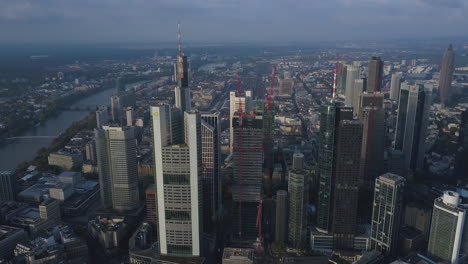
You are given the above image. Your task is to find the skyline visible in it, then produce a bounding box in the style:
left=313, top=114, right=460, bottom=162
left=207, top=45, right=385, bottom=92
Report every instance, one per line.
left=0, top=0, right=467, bottom=44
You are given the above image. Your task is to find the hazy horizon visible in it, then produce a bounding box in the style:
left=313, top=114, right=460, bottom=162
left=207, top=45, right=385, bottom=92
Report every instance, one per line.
left=1, top=0, right=467, bottom=44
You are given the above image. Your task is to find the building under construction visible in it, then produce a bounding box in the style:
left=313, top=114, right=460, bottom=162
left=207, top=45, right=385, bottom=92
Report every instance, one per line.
left=232, top=110, right=264, bottom=242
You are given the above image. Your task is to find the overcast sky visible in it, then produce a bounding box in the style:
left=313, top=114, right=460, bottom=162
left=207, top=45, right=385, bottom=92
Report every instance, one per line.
left=0, top=0, right=466, bottom=44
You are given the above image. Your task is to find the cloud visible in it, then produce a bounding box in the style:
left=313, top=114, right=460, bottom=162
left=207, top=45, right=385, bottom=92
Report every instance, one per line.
left=418, top=0, right=463, bottom=8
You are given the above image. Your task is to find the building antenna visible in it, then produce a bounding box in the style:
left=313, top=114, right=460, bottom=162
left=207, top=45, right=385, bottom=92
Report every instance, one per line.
left=178, top=20, right=183, bottom=56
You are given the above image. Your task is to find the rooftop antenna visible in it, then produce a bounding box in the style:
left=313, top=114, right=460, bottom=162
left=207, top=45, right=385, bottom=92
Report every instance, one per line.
left=178, top=20, right=183, bottom=56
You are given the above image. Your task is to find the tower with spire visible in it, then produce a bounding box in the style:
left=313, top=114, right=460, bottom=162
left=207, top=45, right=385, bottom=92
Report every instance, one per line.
left=175, top=20, right=191, bottom=113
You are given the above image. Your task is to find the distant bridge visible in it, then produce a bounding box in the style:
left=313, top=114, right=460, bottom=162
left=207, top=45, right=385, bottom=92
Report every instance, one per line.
left=62, top=104, right=106, bottom=111
left=4, top=136, right=58, bottom=140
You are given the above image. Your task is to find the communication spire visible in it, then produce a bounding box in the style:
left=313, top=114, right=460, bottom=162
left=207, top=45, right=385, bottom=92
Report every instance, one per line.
left=178, top=20, right=183, bottom=56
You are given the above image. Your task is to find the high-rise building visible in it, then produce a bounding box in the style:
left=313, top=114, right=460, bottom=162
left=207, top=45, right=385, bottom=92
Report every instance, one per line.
left=275, top=190, right=288, bottom=244
left=0, top=171, right=16, bottom=202
left=126, top=107, right=133, bottom=127
left=390, top=73, right=403, bottom=101
left=336, top=63, right=347, bottom=95
left=201, top=113, right=221, bottom=232
left=317, top=104, right=353, bottom=232
left=317, top=104, right=363, bottom=250
left=353, top=79, right=365, bottom=114
left=368, top=56, right=383, bottom=93
left=370, top=173, right=405, bottom=256
left=359, top=93, right=385, bottom=181
left=151, top=105, right=202, bottom=257
left=345, top=66, right=360, bottom=108
left=439, top=44, right=455, bottom=106
left=394, top=83, right=432, bottom=174
left=96, top=108, right=108, bottom=128
left=145, top=184, right=157, bottom=240
left=229, top=91, right=253, bottom=152
left=95, top=126, right=140, bottom=212
left=39, top=198, right=61, bottom=223
left=427, top=191, right=465, bottom=263
left=232, top=111, right=264, bottom=240
left=288, top=162, right=309, bottom=250
left=110, top=94, right=121, bottom=122
left=175, top=42, right=191, bottom=113
left=330, top=119, right=363, bottom=249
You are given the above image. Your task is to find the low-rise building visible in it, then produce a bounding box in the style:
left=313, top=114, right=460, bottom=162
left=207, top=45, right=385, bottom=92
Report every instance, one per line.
left=0, top=225, right=27, bottom=260
left=48, top=152, right=83, bottom=170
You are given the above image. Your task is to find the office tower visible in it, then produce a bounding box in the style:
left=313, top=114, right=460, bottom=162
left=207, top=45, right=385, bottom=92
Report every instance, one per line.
left=126, top=107, right=133, bottom=127
left=201, top=113, right=221, bottom=232
left=288, top=153, right=309, bottom=249
left=229, top=91, right=253, bottom=152
left=275, top=190, right=288, bottom=244
left=345, top=66, right=360, bottom=108
left=85, top=140, right=97, bottom=164
left=0, top=171, right=16, bottom=202
left=394, top=83, right=432, bottom=174
left=151, top=106, right=202, bottom=256
left=336, top=63, right=347, bottom=94
left=145, top=184, right=157, bottom=240
left=317, top=104, right=352, bottom=232
left=292, top=152, right=304, bottom=170
left=390, top=73, right=403, bottom=101
left=353, top=79, right=365, bottom=114
left=428, top=191, right=465, bottom=263
left=370, top=173, right=405, bottom=256
left=359, top=93, right=385, bottom=181
left=110, top=94, right=121, bottom=122
left=330, top=119, right=363, bottom=249
left=439, top=44, right=455, bottom=105
left=95, top=126, right=140, bottom=212
left=368, top=56, right=383, bottom=92
left=96, top=108, right=108, bottom=128
left=232, top=111, right=264, bottom=240
left=175, top=27, right=191, bottom=113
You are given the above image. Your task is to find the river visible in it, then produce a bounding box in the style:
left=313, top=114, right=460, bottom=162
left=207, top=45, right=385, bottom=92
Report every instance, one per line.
left=0, top=81, right=145, bottom=171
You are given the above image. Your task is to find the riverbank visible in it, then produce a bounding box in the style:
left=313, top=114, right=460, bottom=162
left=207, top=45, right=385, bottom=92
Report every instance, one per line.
left=15, top=112, right=97, bottom=174
left=0, top=84, right=113, bottom=141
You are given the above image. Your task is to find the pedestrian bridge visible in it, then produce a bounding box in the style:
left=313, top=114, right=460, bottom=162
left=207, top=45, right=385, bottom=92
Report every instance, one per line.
left=3, top=135, right=58, bottom=140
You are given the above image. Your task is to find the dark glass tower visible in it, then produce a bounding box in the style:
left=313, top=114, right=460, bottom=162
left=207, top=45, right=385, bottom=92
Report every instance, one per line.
left=368, top=56, right=383, bottom=93
left=317, top=104, right=353, bottom=231
left=439, top=44, right=455, bottom=106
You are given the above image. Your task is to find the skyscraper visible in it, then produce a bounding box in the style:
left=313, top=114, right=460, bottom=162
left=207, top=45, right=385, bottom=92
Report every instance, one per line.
left=368, top=56, right=383, bottom=93
left=330, top=119, right=363, bottom=249
left=151, top=105, right=203, bottom=256
left=175, top=37, right=191, bottom=113
left=345, top=66, right=360, bottom=109
left=275, top=190, right=288, bottom=244
left=317, top=104, right=363, bottom=249
left=353, top=78, right=365, bottom=115
left=394, top=83, right=432, bottom=174
left=95, top=126, right=140, bottom=212
left=370, top=173, right=405, bottom=256
left=359, top=93, right=385, bottom=181
left=0, top=171, right=16, bottom=202
left=201, top=113, right=221, bottom=232
left=110, top=94, right=121, bottom=122
left=229, top=91, right=253, bottom=152
left=232, top=111, right=264, bottom=240
left=428, top=191, right=465, bottom=263
left=336, top=63, right=347, bottom=95
left=439, top=44, right=455, bottom=106
left=390, top=73, right=403, bottom=101
left=288, top=154, right=309, bottom=250
left=145, top=184, right=158, bottom=240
